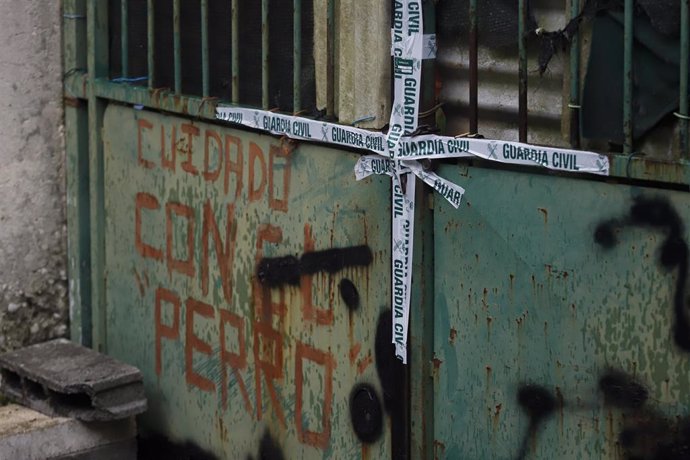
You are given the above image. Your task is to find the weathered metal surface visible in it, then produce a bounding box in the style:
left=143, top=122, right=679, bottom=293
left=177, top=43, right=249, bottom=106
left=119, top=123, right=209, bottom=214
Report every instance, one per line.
left=432, top=163, right=690, bottom=458
left=100, top=105, right=394, bottom=458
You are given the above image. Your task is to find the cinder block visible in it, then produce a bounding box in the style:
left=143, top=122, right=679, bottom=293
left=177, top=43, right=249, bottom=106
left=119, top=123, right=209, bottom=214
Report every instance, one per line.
left=0, top=404, right=137, bottom=460
left=0, top=339, right=146, bottom=421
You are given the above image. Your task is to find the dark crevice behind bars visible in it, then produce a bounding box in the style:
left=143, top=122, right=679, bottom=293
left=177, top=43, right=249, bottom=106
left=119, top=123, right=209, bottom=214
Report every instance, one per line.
left=109, top=0, right=315, bottom=112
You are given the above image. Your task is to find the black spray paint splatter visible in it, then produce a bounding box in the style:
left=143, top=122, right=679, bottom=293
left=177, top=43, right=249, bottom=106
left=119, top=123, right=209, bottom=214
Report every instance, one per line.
left=349, top=383, right=383, bottom=443
left=594, top=196, right=690, bottom=351
left=257, top=245, right=373, bottom=288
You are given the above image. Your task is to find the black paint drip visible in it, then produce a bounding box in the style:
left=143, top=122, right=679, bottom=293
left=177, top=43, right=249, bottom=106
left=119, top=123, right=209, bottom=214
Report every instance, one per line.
left=339, top=278, right=360, bottom=310
left=515, top=384, right=556, bottom=460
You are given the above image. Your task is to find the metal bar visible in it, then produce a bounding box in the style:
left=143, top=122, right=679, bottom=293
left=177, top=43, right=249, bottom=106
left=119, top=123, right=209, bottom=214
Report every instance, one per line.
left=63, top=0, right=92, bottom=347
left=262, top=0, right=269, bottom=109
left=469, top=0, right=478, bottom=134
left=518, top=0, right=528, bottom=142
left=231, top=0, right=239, bottom=103
left=326, top=0, right=335, bottom=118
left=623, top=0, right=634, bottom=153
left=201, top=0, right=210, bottom=97
left=63, top=73, right=690, bottom=185
left=147, top=0, right=154, bottom=89
left=569, top=0, right=581, bottom=148
left=173, top=0, right=181, bottom=94
left=120, top=0, right=128, bottom=78
left=680, top=0, right=689, bottom=156
left=87, top=0, right=109, bottom=352
left=293, top=0, right=302, bottom=113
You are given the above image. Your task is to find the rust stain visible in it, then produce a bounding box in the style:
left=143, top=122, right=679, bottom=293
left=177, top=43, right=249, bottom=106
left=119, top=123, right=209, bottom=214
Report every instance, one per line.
left=357, top=354, right=373, bottom=375
left=482, top=288, right=489, bottom=310
left=486, top=316, right=493, bottom=341
left=132, top=268, right=145, bottom=297
left=485, top=365, right=492, bottom=386
left=349, top=343, right=362, bottom=365
left=361, top=443, right=370, bottom=460
left=432, top=357, right=443, bottom=370
left=475, top=253, right=479, bottom=263
left=492, top=403, right=502, bottom=431
left=449, top=328, right=457, bottom=345
left=433, top=440, right=446, bottom=460
left=537, top=207, right=548, bottom=224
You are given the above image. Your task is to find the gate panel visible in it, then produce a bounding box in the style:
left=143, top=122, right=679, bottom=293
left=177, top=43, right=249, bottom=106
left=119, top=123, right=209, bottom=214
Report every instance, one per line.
left=433, top=164, right=690, bottom=459
left=101, top=104, right=392, bottom=458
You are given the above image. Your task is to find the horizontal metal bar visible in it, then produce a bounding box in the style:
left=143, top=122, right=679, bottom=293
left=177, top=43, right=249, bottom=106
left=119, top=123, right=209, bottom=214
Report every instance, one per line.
left=62, top=72, right=690, bottom=186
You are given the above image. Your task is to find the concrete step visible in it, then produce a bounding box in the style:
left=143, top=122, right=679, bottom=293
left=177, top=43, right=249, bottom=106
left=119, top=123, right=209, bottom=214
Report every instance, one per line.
left=0, top=404, right=137, bottom=460
left=0, top=339, right=146, bottom=421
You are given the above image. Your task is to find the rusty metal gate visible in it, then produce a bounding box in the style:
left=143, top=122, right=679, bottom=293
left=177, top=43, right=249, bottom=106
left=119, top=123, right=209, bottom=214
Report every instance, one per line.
left=62, top=0, right=690, bottom=459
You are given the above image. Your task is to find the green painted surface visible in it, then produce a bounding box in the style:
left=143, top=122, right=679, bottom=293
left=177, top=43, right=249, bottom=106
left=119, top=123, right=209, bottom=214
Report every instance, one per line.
left=102, top=105, right=392, bottom=458
left=433, top=164, right=690, bottom=459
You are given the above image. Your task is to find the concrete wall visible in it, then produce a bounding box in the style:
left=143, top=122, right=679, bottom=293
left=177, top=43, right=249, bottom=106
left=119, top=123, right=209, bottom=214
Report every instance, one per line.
left=0, top=1, right=66, bottom=351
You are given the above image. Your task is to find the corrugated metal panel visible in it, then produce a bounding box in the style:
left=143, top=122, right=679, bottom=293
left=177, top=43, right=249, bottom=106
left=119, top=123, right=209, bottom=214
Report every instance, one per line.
left=100, top=105, right=396, bottom=458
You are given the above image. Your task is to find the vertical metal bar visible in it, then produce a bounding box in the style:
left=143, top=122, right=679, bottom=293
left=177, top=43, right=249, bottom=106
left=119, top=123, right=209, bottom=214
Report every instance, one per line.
left=173, top=0, right=182, bottom=95
left=147, top=0, right=154, bottom=89
left=326, top=0, right=335, bottom=118
left=231, top=0, right=239, bottom=103
left=201, top=0, right=210, bottom=97
left=419, top=0, right=437, bottom=127
left=293, top=0, right=302, bottom=112
left=262, top=0, right=269, bottom=109
left=469, top=0, right=478, bottom=134
left=121, top=0, right=128, bottom=78
left=569, top=0, right=581, bottom=148
left=679, top=0, right=689, bottom=156
left=63, top=0, right=91, bottom=347
left=87, top=0, right=109, bottom=352
left=518, top=0, right=528, bottom=142
left=623, top=0, right=634, bottom=153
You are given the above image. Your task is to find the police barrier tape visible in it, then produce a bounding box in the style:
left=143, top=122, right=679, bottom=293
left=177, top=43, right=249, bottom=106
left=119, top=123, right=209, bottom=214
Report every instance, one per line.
left=215, top=0, right=609, bottom=365
left=215, top=108, right=611, bottom=178
left=388, top=0, right=422, bottom=363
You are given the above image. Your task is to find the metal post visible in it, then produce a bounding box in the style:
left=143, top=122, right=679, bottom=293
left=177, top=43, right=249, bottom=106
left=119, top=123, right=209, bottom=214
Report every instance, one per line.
left=569, top=0, right=581, bottom=148
left=121, top=0, right=128, bottom=78
left=231, top=0, right=239, bottom=103
left=173, top=0, right=181, bottom=95
left=679, top=0, right=689, bottom=156
left=623, top=0, right=634, bottom=153
left=469, top=0, right=478, bottom=134
left=293, top=0, right=302, bottom=113
left=87, top=0, right=109, bottom=351
left=326, top=0, right=335, bottom=118
left=262, top=0, right=269, bottom=109
left=518, top=0, right=528, bottom=142
left=63, top=0, right=92, bottom=347
left=147, top=0, right=154, bottom=89
left=201, top=0, right=209, bottom=97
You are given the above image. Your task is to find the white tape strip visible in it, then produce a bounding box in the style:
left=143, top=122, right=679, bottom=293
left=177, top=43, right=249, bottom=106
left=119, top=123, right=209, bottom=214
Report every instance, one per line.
left=395, top=135, right=609, bottom=175
left=390, top=33, right=436, bottom=60
left=216, top=107, right=388, bottom=155
left=215, top=107, right=611, bottom=177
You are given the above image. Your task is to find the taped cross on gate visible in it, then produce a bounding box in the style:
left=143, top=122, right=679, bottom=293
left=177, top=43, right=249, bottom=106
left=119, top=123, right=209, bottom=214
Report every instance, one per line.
left=215, top=0, right=610, bottom=364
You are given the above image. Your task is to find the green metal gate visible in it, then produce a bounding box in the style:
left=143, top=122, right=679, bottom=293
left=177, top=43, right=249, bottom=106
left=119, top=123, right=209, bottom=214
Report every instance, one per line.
left=63, top=0, right=690, bottom=459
